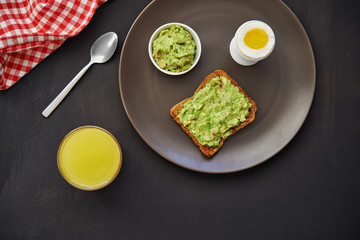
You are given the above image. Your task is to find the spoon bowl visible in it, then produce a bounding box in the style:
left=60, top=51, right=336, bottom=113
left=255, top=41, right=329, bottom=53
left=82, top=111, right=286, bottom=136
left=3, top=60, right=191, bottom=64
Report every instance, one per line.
left=42, top=32, right=118, bottom=118
left=91, top=32, right=118, bottom=63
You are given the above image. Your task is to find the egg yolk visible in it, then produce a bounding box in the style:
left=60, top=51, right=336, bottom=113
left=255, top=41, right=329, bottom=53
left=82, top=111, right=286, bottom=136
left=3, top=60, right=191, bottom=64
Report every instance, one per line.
left=244, top=28, right=268, bottom=49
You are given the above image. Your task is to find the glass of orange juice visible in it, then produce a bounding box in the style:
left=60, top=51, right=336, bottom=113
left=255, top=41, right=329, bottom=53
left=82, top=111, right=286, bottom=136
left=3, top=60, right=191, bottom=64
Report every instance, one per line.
left=57, top=126, right=122, bottom=191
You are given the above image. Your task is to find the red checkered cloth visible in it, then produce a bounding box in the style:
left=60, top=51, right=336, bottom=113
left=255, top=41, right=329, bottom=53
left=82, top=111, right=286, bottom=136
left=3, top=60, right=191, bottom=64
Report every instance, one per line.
left=0, top=0, right=107, bottom=90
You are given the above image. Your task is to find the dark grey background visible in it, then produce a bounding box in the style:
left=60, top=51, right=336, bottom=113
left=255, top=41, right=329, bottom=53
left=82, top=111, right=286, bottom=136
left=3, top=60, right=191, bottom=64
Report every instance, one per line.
left=1, top=0, right=359, bottom=239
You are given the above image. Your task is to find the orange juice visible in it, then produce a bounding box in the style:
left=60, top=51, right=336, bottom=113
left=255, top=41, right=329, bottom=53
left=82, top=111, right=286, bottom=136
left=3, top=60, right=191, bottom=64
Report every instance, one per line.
left=57, top=126, right=122, bottom=190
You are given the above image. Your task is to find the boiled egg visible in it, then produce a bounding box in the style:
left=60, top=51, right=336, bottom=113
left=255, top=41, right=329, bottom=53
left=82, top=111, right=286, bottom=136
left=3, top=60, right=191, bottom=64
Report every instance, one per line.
left=235, top=20, right=275, bottom=60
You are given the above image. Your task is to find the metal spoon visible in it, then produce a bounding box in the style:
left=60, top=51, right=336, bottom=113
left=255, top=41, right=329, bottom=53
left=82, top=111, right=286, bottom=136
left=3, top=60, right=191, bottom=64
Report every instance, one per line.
left=42, top=32, right=118, bottom=118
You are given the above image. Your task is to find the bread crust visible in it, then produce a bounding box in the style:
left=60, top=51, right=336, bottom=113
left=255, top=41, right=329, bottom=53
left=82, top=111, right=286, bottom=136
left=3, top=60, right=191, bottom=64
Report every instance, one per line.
left=170, top=70, right=257, bottom=157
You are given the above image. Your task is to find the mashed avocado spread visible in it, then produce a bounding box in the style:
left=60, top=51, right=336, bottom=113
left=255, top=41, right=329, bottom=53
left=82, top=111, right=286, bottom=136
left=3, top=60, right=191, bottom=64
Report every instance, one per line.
left=178, top=76, right=252, bottom=147
left=152, top=24, right=196, bottom=72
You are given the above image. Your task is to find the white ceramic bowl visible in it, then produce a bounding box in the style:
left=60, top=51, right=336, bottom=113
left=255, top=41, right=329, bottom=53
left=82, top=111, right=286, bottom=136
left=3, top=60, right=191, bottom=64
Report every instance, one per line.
left=148, top=22, right=201, bottom=75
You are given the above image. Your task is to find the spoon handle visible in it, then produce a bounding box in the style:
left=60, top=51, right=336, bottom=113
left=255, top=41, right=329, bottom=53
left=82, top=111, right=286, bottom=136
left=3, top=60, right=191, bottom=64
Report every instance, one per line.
left=42, top=61, right=93, bottom=118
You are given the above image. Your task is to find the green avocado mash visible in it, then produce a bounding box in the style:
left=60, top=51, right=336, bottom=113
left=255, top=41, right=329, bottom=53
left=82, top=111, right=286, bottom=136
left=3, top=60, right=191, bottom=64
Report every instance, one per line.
left=152, top=24, right=196, bottom=72
left=178, top=76, right=252, bottom=147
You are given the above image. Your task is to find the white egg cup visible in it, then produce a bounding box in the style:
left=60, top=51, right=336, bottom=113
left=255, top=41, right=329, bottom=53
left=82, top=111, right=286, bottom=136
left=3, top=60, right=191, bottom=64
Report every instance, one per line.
left=229, top=37, right=258, bottom=66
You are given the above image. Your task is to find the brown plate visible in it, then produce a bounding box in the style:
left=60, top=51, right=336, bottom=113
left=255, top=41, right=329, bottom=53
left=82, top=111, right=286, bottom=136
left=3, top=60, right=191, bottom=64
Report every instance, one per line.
left=119, top=0, right=315, bottom=173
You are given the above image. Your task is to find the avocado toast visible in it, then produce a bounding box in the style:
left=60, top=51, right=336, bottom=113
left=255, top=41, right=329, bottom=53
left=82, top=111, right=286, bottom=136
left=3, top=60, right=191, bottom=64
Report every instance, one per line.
left=170, top=70, right=257, bottom=157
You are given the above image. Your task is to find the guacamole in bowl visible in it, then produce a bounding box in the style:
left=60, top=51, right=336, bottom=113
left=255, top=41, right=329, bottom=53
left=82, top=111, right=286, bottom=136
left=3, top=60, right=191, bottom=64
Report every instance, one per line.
left=148, top=23, right=201, bottom=75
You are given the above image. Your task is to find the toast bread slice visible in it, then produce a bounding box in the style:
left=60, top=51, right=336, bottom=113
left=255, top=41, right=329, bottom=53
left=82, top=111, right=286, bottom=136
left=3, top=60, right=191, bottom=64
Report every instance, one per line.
left=170, top=70, right=257, bottom=157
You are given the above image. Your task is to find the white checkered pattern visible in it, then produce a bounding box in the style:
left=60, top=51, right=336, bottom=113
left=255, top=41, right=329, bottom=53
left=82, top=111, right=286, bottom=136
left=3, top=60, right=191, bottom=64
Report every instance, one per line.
left=0, top=0, right=107, bottom=90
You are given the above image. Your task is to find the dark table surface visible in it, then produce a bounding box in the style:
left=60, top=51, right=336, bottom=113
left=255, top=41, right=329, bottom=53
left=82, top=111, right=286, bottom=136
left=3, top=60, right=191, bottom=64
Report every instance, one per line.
left=1, top=0, right=359, bottom=239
